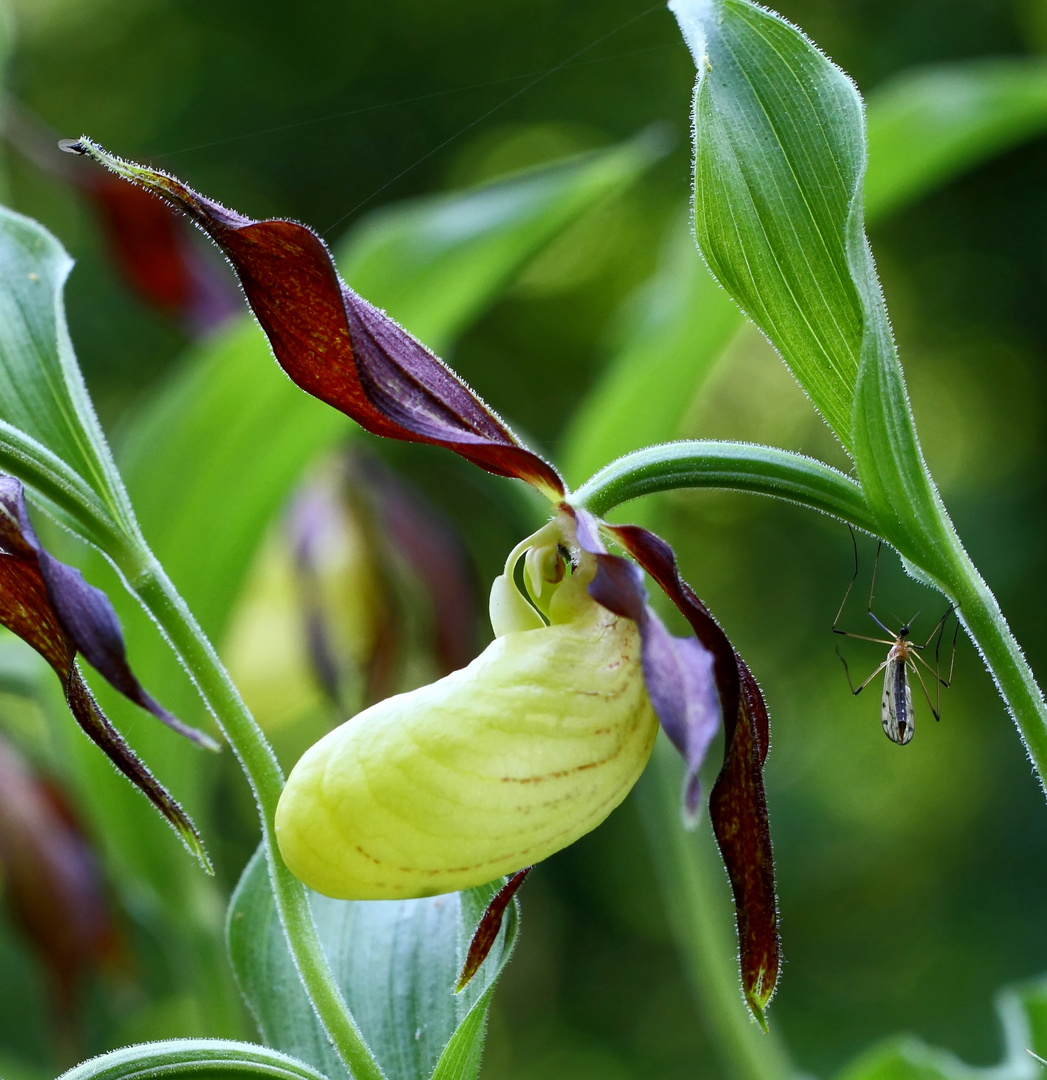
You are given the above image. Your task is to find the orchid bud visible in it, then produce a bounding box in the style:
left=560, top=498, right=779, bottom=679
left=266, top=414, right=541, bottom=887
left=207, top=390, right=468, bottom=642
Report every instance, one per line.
left=275, top=516, right=659, bottom=900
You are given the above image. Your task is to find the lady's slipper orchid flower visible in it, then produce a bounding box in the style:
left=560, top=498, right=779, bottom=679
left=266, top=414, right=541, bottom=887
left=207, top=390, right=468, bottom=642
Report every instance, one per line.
left=276, top=509, right=668, bottom=900
left=65, top=138, right=779, bottom=1020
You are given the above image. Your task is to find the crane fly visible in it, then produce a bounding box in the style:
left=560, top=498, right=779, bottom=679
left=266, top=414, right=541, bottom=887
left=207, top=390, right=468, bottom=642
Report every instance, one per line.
left=832, top=535, right=958, bottom=745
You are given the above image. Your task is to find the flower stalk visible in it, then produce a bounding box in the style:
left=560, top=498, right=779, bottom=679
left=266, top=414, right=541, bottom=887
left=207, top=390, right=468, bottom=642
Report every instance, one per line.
left=114, top=543, right=385, bottom=1080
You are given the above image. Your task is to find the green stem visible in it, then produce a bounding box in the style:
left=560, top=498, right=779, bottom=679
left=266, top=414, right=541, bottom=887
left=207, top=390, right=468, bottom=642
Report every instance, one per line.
left=571, top=441, right=877, bottom=532
left=0, top=421, right=135, bottom=558
left=637, top=739, right=793, bottom=1080
left=118, top=548, right=385, bottom=1080
left=940, top=544, right=1047, bottom=794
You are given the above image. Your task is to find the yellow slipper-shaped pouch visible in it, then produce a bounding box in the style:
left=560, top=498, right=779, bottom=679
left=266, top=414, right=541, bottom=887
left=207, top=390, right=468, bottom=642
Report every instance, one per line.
left=275, top=517, right=658, bottom=899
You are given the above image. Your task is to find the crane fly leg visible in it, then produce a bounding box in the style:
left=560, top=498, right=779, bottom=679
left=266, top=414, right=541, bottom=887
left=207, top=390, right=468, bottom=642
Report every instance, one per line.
left=837, top=649, right=889, bottom=697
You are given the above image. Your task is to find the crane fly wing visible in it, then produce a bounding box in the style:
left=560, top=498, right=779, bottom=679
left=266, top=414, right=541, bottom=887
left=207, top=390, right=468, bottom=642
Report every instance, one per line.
left=881, top=657, right=914, bottom=745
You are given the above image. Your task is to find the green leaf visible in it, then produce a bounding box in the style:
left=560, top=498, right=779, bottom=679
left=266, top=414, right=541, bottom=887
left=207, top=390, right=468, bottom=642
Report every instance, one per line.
left=117, top=322, right=342, bottom=643
left=57, top=1039, right=329, bottom=1080
left=563, top=58, right=1047, bottom=487
left=672, top=0, right=866, bottom=451
left=835, top=978, right=1047, bottom=1080
left=671, top=0, right=948, bottom=565
left=227, top=846, right=519, bottom=1080
left=340, top=128, right=667, bottom=355
left=864, top=59, right=1047, bottom=222
left=118, top=133, right=662, bottom=644
left=0, top=206, right=139, bottom=548
left=0, top=2, right=12, bottom=202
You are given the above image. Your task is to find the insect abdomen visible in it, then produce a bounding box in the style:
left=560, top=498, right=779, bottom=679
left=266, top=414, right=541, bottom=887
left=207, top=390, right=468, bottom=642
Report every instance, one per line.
left=881, top=655, right=914, bottom=745
left=893, top=660, right=910, bottom=742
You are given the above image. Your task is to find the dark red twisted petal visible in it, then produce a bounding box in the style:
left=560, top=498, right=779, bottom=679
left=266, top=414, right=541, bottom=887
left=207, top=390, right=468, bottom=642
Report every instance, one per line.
left=601, top=520, right=779, bottom=1023
left=67, top=141, right=565, bottom=501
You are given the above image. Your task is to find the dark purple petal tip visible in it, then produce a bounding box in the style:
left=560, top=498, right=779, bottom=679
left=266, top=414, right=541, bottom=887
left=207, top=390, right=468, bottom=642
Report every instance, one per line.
left=456, top=867, right=529, bottom=992
left=0, top=476, right=212, bottom=868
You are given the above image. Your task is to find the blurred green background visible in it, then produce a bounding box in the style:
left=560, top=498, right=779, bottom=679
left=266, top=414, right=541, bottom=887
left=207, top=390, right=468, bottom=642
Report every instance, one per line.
left=2, top=0, right=1047, bottom=1078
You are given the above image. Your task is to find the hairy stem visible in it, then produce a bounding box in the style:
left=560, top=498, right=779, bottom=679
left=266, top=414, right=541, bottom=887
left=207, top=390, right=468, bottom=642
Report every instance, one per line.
left=571, top=441, right=877, bottom=532
left=944, top=547, right=1047, bottom=794
left=119, top=548, right=384, bottom=1080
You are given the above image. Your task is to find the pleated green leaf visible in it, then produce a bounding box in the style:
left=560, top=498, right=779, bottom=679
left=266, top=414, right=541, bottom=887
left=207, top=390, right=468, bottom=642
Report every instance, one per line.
left=565, top=55, right=1047, bottom=488
left=228, top=846, right=518, bottom=1080
left=339, top=128, right=666, bottom=355
left=58, top=1039, right=329, bottom=1080
left=672, top=0, right=866, bottom=452
left=0, top=206, right=140, bottom=552
left=670, top=0, right=952, bottom=569
left=565, top=56, right=1047, bottom=487
left=561, top=218, right=739, bottom=487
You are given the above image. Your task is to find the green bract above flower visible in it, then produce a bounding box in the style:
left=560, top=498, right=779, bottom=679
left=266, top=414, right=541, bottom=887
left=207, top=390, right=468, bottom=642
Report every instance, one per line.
left=64, top=140, right=779, bottom=1020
